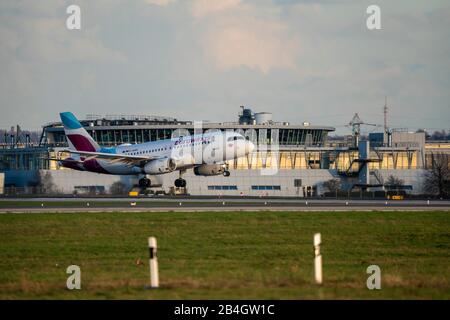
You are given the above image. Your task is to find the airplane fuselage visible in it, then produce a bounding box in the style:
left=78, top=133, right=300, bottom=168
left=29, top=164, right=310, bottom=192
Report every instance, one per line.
left=62, top=131, right=252, bottom=175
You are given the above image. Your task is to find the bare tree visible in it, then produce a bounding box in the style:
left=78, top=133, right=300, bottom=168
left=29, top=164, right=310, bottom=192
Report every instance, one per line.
left=323, top=178, right=341, bottom=193
left=109, top=181, right=128, bottom=195
left=423, top=153, right=450, bottom=198
left=385, top=175, right=404, bottom=187
left=38, top=171, right=56, bottom=194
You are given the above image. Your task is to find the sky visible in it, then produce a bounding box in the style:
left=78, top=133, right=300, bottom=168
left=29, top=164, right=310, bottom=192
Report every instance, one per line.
left=0, top=0, right=449, bottom=135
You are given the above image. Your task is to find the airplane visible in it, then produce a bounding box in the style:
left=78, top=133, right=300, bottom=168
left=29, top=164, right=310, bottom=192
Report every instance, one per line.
left=56, top=112, right=255, bottom=189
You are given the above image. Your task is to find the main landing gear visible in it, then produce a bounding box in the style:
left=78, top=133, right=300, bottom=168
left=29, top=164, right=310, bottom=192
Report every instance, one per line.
left=139, top=177, right=151, bottom=188
left=174, top=170, right=187, bottom=188
left=223, top=170, right=230, bottom=177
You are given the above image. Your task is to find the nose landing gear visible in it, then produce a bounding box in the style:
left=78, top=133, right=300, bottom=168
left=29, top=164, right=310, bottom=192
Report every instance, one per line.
left=223, top=163, right=231, bottom=177
left=174, top=178, right=187, bottom=188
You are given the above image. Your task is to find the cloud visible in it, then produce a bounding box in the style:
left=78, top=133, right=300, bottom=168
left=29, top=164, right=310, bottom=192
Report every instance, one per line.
left=190, top=0, right=241, bottom=18
left=1, top=4, right=126, bottom=64
left=0, top=0, right=449, bottom=132
left=145, top=0, right=175, bottom=6
left=80, top=69, right=97, bottom=90
left=204, top=18, right=300, bottom=73
left=27, top=19, right=126, bottom=63
left=197, top=2, right=300, bottom=73
left=0, top=1, right=129, bottom=127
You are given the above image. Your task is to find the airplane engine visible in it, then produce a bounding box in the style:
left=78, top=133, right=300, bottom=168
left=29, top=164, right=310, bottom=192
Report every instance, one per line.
left=193, top=164, right=225, bottom=176
left=144, top=158, right=177, bottom=174
left=171, top=153, right=195, bottom=170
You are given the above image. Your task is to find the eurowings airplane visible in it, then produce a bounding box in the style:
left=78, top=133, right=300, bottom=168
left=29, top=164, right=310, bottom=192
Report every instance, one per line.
left=57, top=112, right=255, bottom=188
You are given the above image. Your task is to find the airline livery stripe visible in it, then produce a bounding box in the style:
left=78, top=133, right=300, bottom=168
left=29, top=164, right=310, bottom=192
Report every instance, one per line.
left=60, top=112, right=83, bottom=129
left=82, top=159, right=110, bottom=174
left=67, top=134, right=97, bottom=152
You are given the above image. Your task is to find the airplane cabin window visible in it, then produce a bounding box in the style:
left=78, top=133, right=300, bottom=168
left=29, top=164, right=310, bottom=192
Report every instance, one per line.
left=227, top=136, right=244, bottom=142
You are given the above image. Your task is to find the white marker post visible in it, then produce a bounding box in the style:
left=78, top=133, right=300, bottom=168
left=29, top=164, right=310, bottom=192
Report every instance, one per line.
left=148, top=237, right=159, bottom=288
left=314, top=233, right=323, bottom=285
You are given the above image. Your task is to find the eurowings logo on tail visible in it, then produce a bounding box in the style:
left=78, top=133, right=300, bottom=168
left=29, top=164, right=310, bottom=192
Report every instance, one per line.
left=60, top=112, right=100, bottom=152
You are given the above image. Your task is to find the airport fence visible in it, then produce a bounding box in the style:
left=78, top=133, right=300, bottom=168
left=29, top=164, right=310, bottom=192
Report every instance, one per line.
left=1, top=186, right=106, bottom=197
left=0, top=186, right=447, bottom=200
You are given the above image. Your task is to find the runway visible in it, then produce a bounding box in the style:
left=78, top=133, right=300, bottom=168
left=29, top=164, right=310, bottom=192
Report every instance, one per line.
left=0, top=197, right=449, bottom=213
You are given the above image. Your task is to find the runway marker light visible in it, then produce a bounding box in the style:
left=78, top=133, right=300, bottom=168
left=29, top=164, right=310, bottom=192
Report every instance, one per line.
left=179, top=202, right=182, bottom=206
left=264, top=201, right=267, bottom=205
left=427, top=200, right=430, bottom=205
left=222, top=201, right=225, bottom=205
left=305, top=201, right=308, bottom=206
left=41, top=203, right=44, bottom=207
left=345, top=201, right=348, bottom=206
left=385, top=201, right=388, bottom=205
left=130, top=202, right=136, bottom=206
left=314, top=233, right=323, bottom=285
left=148, top=237, right=159, bottom=288
left=87, top=202, right=90, bottom=207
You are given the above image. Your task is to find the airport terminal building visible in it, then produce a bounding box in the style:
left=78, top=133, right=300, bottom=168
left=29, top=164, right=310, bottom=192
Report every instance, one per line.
left=1, top=107, right=449, bottom=196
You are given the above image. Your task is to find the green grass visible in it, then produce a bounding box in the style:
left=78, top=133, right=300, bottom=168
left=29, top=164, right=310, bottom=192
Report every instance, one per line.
left=0, top=200, right=265, bottom=208
left=0, top=211, right=449, bottom=299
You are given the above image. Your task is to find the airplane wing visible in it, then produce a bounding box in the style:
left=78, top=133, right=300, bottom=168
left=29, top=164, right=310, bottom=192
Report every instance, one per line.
left=57, top=149, right=163, bottom=166
left=43, top=157, right=83, bottom=164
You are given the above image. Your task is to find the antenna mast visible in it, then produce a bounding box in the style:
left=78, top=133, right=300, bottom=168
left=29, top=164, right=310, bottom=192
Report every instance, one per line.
left=383, top=96, right=388, bottom=134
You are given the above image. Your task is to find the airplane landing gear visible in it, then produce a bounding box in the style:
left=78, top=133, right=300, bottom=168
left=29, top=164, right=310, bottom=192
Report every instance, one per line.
left=139, top=177, right=151, bottom=188
left=174, top=170, right=187, bottom=189
left=222, top=163, right=230, bottom=177
left=174, top=178, right=186, bottom=188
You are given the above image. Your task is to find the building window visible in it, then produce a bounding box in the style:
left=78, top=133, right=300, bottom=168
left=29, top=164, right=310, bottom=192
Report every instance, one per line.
left=251, top=185, right=281, bottom=191
left=208, top=185, right=238, bottom=190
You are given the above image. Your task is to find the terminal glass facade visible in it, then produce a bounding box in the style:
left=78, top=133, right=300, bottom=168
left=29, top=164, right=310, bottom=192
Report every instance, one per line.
left=1, top=116, right=447, bottom=173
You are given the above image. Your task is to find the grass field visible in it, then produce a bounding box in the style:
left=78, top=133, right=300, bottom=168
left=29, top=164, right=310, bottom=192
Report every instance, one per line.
left=0, top=210, right=449, bottom=299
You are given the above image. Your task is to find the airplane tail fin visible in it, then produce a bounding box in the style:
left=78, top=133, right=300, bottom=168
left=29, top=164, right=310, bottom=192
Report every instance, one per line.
left=59, top=112, right=101, bottom=152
